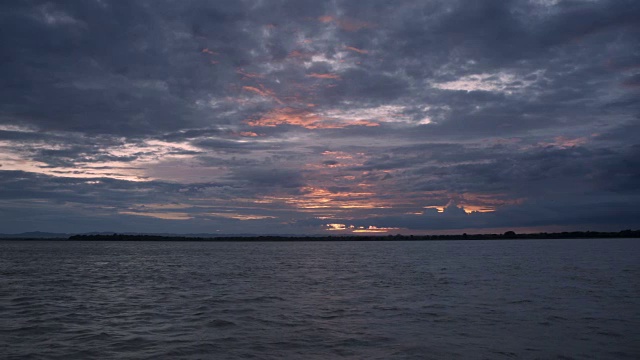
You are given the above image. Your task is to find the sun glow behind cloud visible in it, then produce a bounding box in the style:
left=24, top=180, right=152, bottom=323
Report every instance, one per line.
left=246, top=107, right=380, bottom=129
left=326, top=223, right=398, bottom=233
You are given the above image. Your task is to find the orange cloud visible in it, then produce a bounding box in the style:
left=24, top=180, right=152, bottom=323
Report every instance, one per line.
left=459, top=205, right=495, bottom=214
left=318, top=15, right=334, bottom=23
left=321, top=151, right=353, bottom=159
left=327, top=223, right=348, bottom=230
left=352, top=226, right=399, bottom=233
left=201, top=48, right=218, bottom=55
left=242, top=86, right=270, bottom=97
left=246, top=108, right=379, bottom=129
left=344, top=46, right=369, bottom=54
left=538, top=136, right=588, bottom=149
left=326, top=224, right=398, bottom=233
left=306, top=73, right=341, bottom=80
left=246, top=107, right=323, bottom=128
left=237, top=68, right=264, bottom=79
left=239, top=131, right=259, bottom=137
left=286, top=187, right=384, bottom=210
left=424, top=193, right=524, bottom=214
left=242, top=85, right=283, bottom=104
left=350, top=120, right=379, bottom=127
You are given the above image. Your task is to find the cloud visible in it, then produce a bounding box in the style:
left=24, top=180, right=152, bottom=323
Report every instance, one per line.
left=344, top=46, right=368, bottom=54
left=119, top=211, right=193, bottom=220
left=306, top=73, right=341, bottom=80
left=0, top=0, right=638, bottom=234
left=228, top=167, right=305, bottom=189
left=245, top=107, right=379, bottom=129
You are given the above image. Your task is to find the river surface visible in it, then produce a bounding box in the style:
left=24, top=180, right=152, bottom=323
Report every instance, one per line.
left=1, top=239, right=639, bottom=359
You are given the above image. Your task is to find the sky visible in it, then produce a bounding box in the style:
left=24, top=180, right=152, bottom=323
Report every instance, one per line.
left=0, top=0, right=639, bottom=235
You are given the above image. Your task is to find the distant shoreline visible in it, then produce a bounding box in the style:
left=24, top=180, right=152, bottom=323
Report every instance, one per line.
left=2, top=230, right=638, bottom=241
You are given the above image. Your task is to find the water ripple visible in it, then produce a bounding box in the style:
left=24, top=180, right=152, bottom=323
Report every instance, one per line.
left=1, top=239, right=639, bottom=359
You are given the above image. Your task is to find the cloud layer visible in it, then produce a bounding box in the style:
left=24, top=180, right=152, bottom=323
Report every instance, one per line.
left=1, top=0, right=639, bottom=234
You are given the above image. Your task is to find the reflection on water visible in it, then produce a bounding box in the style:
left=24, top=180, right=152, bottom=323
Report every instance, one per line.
left=1, top=239, right=639, bottom=359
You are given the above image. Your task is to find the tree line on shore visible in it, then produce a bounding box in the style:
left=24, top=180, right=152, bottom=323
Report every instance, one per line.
left=65, top=229, right=640, bottom=241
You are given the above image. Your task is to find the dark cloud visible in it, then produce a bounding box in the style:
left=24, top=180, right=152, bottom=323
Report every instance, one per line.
left=228, top=167, right=305, bottom=189
left=0, top=0, right=638, bottom=234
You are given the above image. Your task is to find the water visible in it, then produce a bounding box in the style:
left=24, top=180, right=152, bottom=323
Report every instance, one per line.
left=1, top=239, right=639, bottom=359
